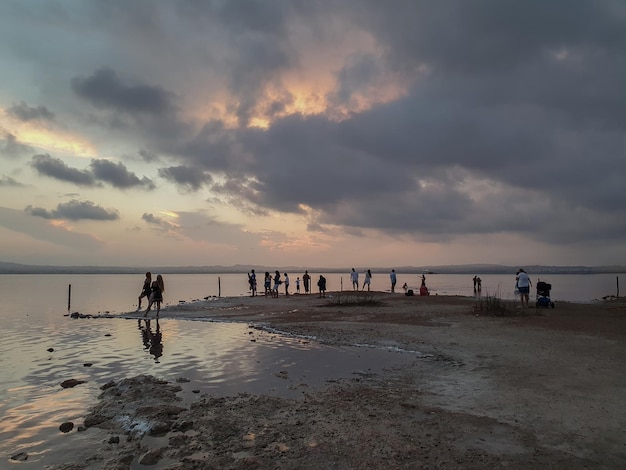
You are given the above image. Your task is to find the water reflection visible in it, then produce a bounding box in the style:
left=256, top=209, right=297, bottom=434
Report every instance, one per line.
left=138, top=319, right=163, bottom=363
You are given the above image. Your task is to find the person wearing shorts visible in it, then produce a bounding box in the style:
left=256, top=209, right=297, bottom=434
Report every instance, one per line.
left=516, top=269, right=531, bottom=308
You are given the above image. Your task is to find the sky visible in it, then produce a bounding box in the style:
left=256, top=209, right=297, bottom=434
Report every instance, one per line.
left=1, top=0, right=625, bottom=269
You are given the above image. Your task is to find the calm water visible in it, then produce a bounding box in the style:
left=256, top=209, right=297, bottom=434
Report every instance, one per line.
left=0, top=272, right=621, bottom=467
left=0, top=273, right=431, bottom=468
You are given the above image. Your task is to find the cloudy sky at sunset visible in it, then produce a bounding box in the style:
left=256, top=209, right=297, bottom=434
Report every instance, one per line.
left=1, top=0, right=625, bottom=268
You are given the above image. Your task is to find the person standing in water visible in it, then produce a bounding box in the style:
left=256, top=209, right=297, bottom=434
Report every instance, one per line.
left=137, top=272, right=152, bottom=311
left=145, top=274, right=165, bottom=318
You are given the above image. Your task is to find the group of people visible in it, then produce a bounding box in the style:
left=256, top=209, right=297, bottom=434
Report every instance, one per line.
left=350, top=268, right=373, bottom=291
left=247, top=270, right=328, bottom=297
left=472, top=275, right=482, bottom=292
left=137, top=271, right=165, bottom=318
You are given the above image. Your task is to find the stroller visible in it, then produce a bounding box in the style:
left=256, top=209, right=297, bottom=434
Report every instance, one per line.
left=536, top=280, right=555, bottom=308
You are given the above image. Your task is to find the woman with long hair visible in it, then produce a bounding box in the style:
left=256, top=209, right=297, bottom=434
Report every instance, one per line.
left=145, top=274, right=165, bottom=318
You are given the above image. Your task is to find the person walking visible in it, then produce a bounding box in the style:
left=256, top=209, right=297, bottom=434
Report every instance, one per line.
left=303, top=271, right=311, bottom=294
left=145, top=274, right=165, bottom=318
left=350, top=268, right=359, bottom=290
left=137, top=271, right=152, bottom=311
left=516, top=269, right=531, bottom=308
left=390, top=269, right=397, bottom=293
left=362, top=269, right=372, bottom=291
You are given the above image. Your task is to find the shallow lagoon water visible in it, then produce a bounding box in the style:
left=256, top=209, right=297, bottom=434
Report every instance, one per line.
left=0, top=282, right=419, bottom=467
left=0, top=272, right=621, bottom=466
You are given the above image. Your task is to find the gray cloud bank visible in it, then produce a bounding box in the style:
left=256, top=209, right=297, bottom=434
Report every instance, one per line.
left=1, top=0, right=625, bottom=251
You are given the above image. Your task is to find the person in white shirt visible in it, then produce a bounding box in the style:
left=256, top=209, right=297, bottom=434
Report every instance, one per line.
left=350, top=268, right=359, bottom=290
left=516, top=269, right=532, bottom=308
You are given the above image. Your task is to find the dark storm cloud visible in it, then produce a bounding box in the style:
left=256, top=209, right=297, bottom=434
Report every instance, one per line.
left=90, top=159, right=155, bottom=190
left=25, top=200, right=119, bottom=221
left=3, top=0, right=626, bottom=250
left=8, top=101, right=55, bottom=122
left=72, top=68, right=177, bottom=115
left=30, top=154, right=155, bottom=190
left=31, top=154, right=97, bottom=186
left=158, top=166, right=213, bottom=192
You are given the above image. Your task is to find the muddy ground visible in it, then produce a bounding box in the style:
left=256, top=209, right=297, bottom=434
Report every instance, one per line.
left=50, top=293, right=626, bottom=469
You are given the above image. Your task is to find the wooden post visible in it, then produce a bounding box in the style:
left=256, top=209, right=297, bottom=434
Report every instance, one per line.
left=67, top=284, right=71, bottom=312
left=218, top=276, right=221, bottom=298
left=617, top=276, right=620, bottom=298
left=341, top=277, right=343, bottom=292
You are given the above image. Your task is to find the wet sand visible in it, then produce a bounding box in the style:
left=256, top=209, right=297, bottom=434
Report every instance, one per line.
left=47, top=292, right=626, bottom=469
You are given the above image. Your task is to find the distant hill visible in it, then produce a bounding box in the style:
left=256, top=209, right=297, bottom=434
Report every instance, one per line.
left=0, top=261, right=624, bottom=275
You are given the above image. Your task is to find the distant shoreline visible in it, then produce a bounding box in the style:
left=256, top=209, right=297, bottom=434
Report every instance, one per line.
left=0, top=261, right=624, bottom=275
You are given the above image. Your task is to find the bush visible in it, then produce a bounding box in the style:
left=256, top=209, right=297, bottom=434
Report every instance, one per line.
left=473, top=286, right=516, bottom=316
left=325, top=292, right=382, bottom=307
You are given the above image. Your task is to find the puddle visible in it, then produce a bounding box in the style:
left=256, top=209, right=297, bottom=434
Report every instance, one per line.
left=1, top=317, right=418, bottom=467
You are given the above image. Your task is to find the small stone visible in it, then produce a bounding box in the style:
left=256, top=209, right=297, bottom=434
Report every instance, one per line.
left=47, top=348, right=54, bottom=352
left=60, top=379, right=86, bottom=388
left=59, top=422, right=74, bottom=433
left=83, top=363, right=93, bottom=367
left=11, top=452, right=28, bottom=461
left=192, top=389, right=200, bottom=393
left=108, top=436, right=120, bottom=444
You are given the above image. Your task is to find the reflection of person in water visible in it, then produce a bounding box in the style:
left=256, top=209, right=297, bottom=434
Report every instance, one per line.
left=138, top=318, right=163, bottom=362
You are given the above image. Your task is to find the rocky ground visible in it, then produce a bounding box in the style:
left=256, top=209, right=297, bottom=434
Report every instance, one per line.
left=49, top=292, right=626, bottom=469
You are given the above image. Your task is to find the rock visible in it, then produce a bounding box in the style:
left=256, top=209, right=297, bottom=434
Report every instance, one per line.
left=149, top=420, right=172, bottom=435
left=83, top=363, right=93, bottom=367
left=139, top=448, right=163, bottom=465
left=101, top=380, right=116, bottom=390
left=84, top=413, right=108, bottom=427
left=108, top=435, right=120, bottom=444
left=60, top=379, right=86, bottom=388
left=47, top=348, right=54, bottom=352
left=10, top=452, right=28, bottom=461
left=192, top=389, right=200, bottom=393
left=59, top=422, right=74, bottom=433
left=175, top=377, right=190, bottom=383
left=104, top=333, right=112, bottom=337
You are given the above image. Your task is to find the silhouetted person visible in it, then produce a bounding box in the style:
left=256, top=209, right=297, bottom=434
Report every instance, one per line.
left=145, top=274, right=164, bottom=318
left=303, top=271, right=311, bottom=294
left=137, top=272, right=152, bottom=311
left=318, top=275, right=327, bottom=297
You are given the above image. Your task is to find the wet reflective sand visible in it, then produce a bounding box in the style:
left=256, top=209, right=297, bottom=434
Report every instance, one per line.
left=0, top=316, right=416, bottom=467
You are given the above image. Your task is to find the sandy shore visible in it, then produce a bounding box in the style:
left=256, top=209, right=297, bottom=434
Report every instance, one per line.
left=49, top=292, right=626, bottom=469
